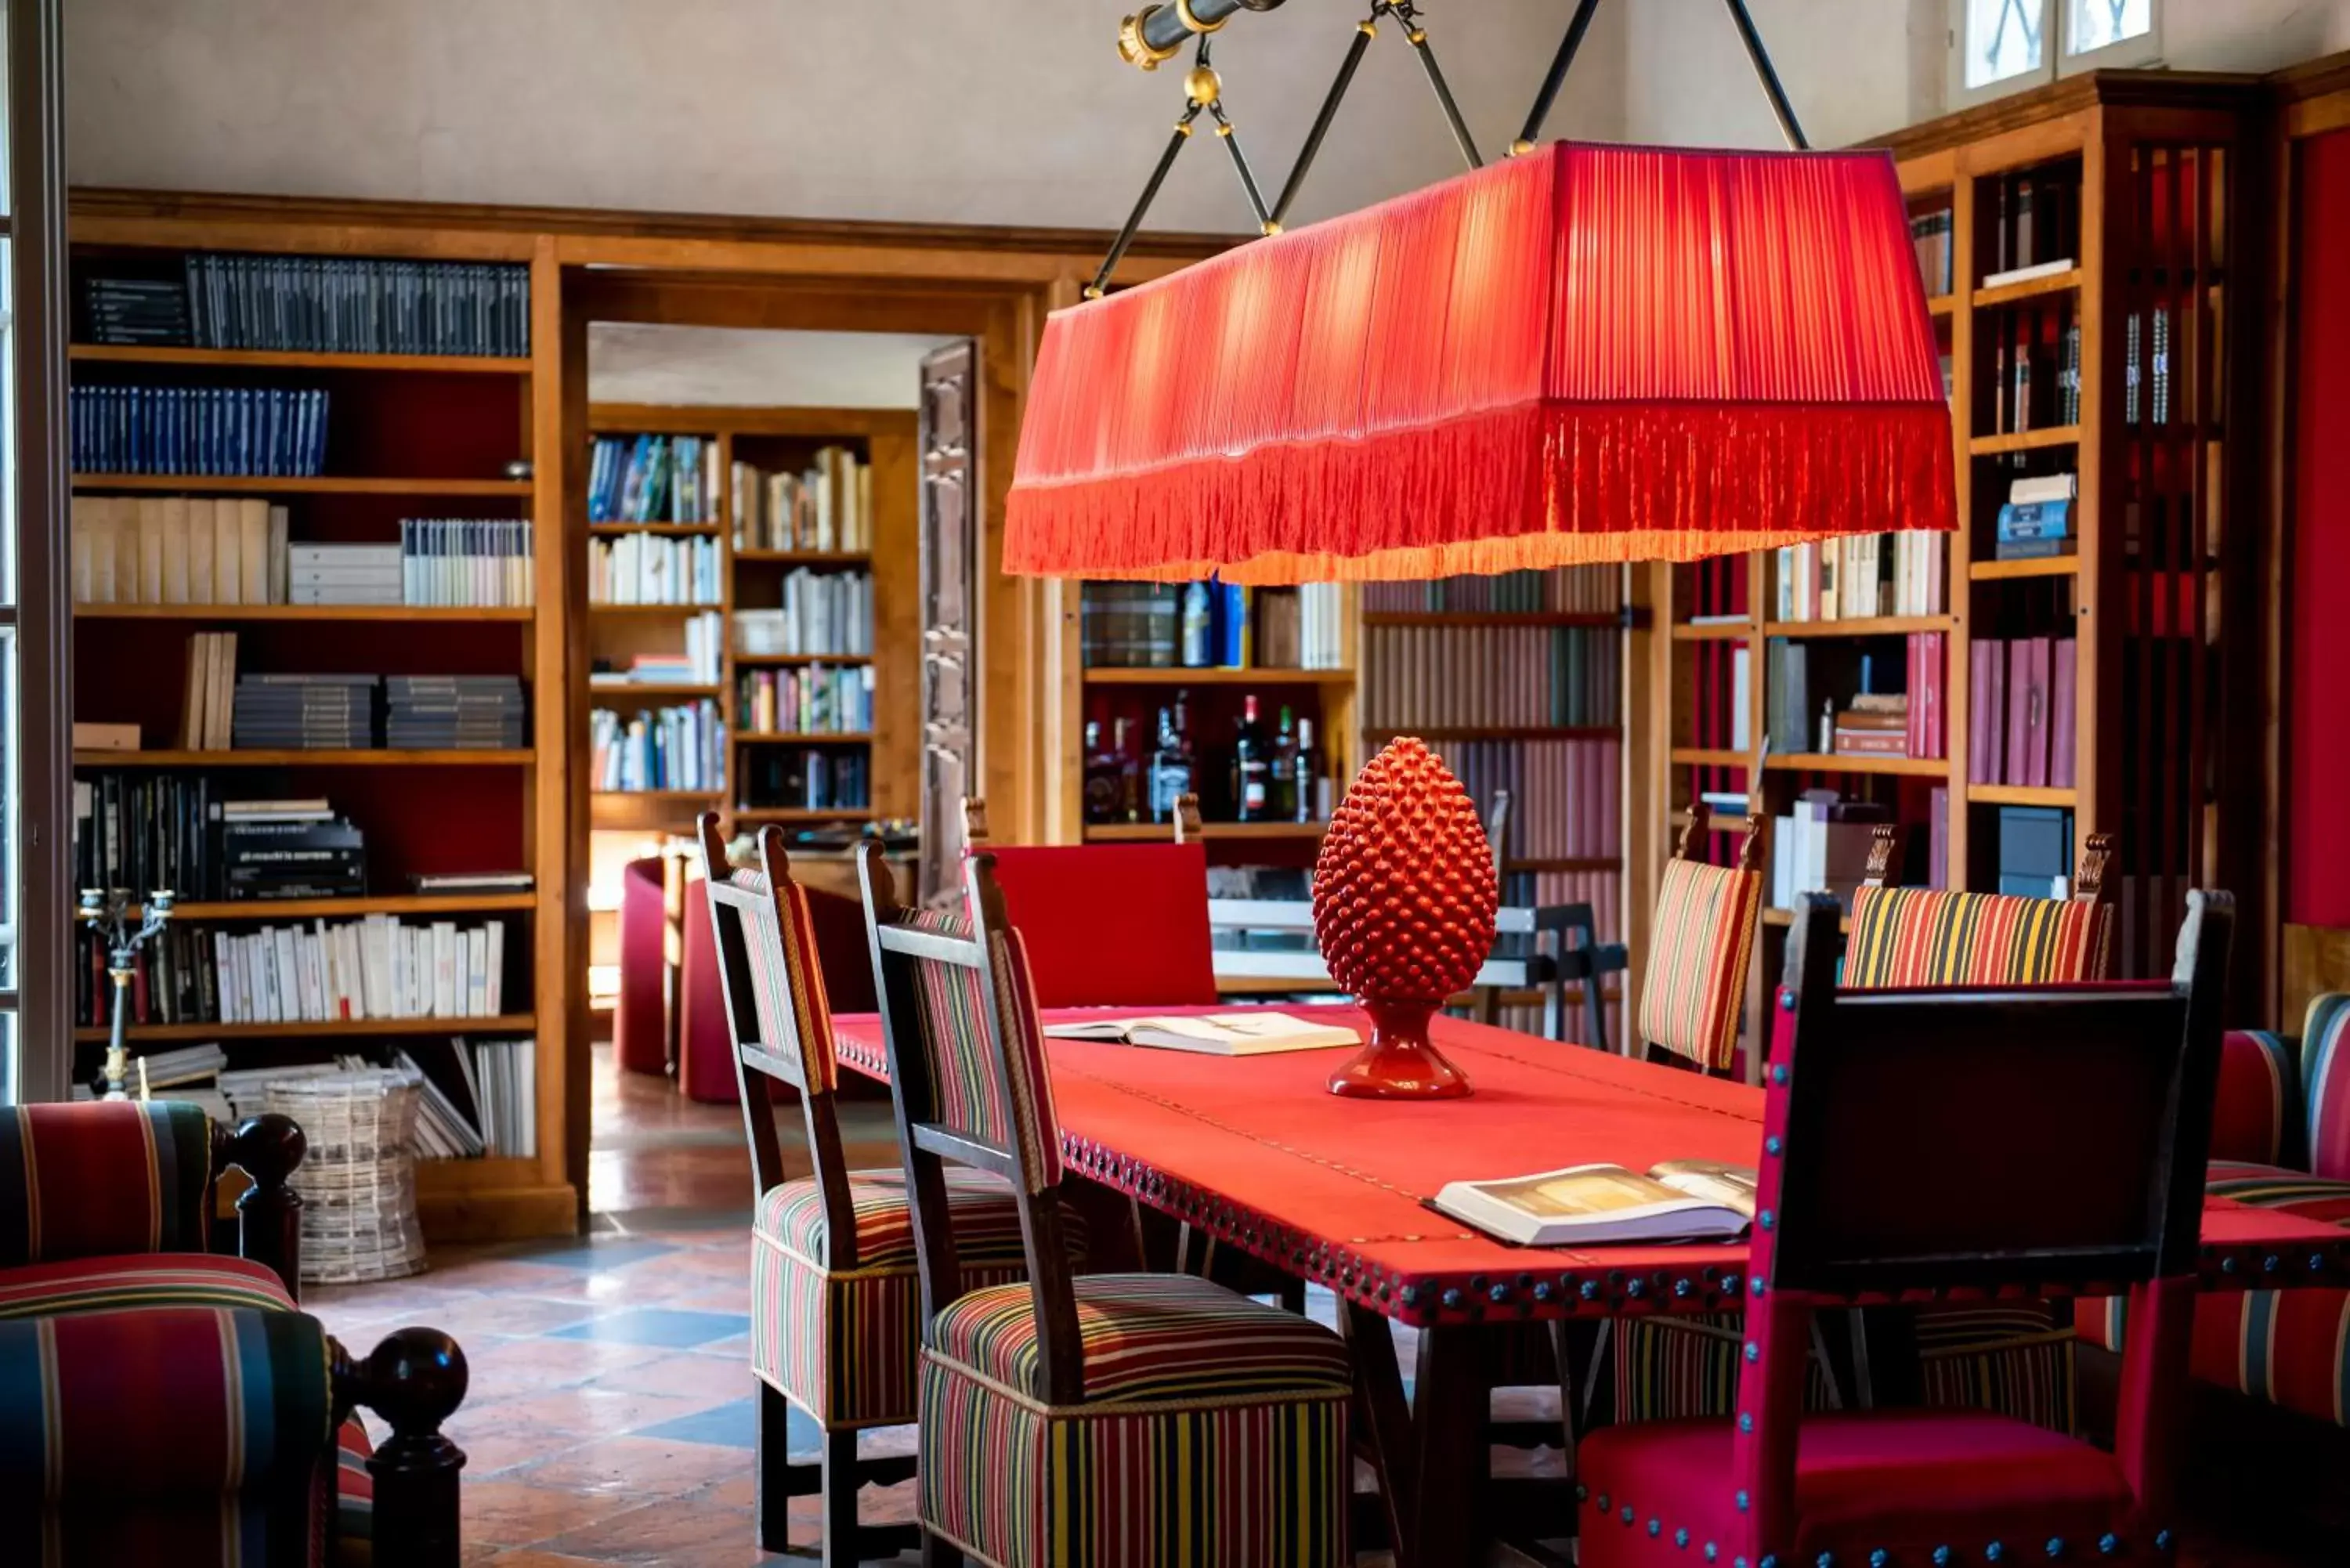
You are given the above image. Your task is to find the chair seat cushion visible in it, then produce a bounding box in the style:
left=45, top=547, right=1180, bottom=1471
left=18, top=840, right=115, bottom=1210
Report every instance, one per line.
left=337, top=1418, right=374, bottom=1564
left=1578, top=1409, right=2136, bottom=1567
left=928, top=1271, right=1352, bottom=1407
left=756, top=1165, right=1027, bottom=1273
left=2203, top=1160, right=2350, bottom=1224
left=0, top=1252, right=295, bottom=1320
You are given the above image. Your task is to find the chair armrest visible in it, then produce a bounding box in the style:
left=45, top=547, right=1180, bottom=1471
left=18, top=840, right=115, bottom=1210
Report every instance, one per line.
left=0, top=1102, right=216, bottom=1267
left=2210, top=1030, right=2302, bottom=1169
left=332, top=1327, right=470, bottom=1567
left=215, top=1114, right=307, bottom=1301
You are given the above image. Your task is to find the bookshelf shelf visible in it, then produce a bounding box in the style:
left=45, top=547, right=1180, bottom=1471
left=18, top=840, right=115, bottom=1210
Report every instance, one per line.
left=1365, top=724, right=1620, bottom=742
left=1360, top=611, right=1620, bottom=629
left=588, top=682, right=722, bottom=700
left=1669, top=747, right=1755, bottom=768
left=1762, top=614, right=1957, bottom=639
left=1671, top=620, right=1756, bottom=641
left=1971, top=267, right=2084, bottom=309
left=73, top=474, right=534, bottom=497
left=1968, top=783, right=2077, bottom=807
left=729, top=807, right=875, bottom=823
left=1763, top=753, right=1950, bottom=778
left=74, top=748, right=533, bottom=767
left=1081, top=667, right=1355, bottom=686
left=1967, top=425, right=2082, bottom=456
left=734, top=732, right=874, bottom=745
left=75, top=1013, right=537, bottom=1044
left=74, top=603, right=533, bottom=623
left=69, top=344, right=533, bottom=375
left=733, top=652, right=873, bottom=667
left=588, top=602, right=722, bottom=616
left=732, top=549, right=872, bottom=567
left=1927, top=293, right=1958, bottom=317
left=1969, top=555, right=2081, bottom=580
left=594, top=788, right=721, bottom=802
left=586, top=523, right=721, bottom=538
left=132, top=893, right=538, bottom=921
left=1085, top=820, right=1326, bottom=843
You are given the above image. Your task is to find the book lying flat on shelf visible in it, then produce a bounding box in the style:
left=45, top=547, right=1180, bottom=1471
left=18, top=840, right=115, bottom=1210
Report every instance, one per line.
left=1433, top=1160, right=1758, bottom=1246
left=1981, top=256, right=2076, bottom=291
left=1043, top=1011, right=1361, bottom=1057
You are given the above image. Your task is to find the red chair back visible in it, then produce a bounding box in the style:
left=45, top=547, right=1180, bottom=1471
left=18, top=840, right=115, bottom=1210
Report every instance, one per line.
left=978, top=843, right=1217, bottom=1010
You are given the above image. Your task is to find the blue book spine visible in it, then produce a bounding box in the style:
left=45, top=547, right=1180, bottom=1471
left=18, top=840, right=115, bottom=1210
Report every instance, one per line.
left=1994, top=536, right=2076, bottom=560
left=1995, top=499, right=2073, bottom=540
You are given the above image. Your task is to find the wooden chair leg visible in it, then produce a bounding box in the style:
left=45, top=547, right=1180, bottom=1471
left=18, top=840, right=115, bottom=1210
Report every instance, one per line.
left=922, top=1531, right=966, bottom=1567
left=819, top=1428, right=860, bottom=1568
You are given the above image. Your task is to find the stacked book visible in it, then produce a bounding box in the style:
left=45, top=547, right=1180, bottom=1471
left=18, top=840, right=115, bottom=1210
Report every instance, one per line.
left=1993, top=474, right=2077, bottom=560
left=386, top=675, right=524, bottom=750
left=736, top=571, right=873, bottom=657
left=70, top=497, right=288, bottom=605
left=399, top=1039, right=537, bottom=1158
left=182, top=255, right=530, bottom=357
left=1830, top=693, right=1910, bottom=757
left=738, top=663, right=874, bottom=735
left=233, top=674, right=377, bottom=750
left=82, top=276, right=192, bottom=346
left=588, top=532, right=720, bottom=605
left=411, top=871, right=533, bottom=898
left=591, top=701, right=725, bottom=792
left=70, top=385, right=329, bottom=476
left=399, top=519, right=535, bottom=607
left=730, top=447, right=872, bottom=551
left=219, top=798, right=367, bottom=901
left=588, top=434, right=719, bottom=523
left=291, top=542, right=401, bottom=606
left=1764, top=638, right=1946, bottom=761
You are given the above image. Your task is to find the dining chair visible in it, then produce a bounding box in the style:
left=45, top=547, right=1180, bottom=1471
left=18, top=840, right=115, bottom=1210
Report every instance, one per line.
left=856, top=840, right=1354, bottom=1568
left=1576, top=887, right=2231, bottom=1568
left=1635, top=801, right=1767, bottom=1077
left=1838, top=826, right=2119, bottom=1434
left=696, top=815, right=1045, bottom=1566
left=957, top=792, right=1218, bottom=1010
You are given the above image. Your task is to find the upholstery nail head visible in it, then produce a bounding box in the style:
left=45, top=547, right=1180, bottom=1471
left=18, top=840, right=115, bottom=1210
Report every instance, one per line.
left=2221, top=1255, right=2238, bottom=1274
left=1650, top=1518, right=1663, bottom=1537
left=1581, top=1280, right=1600, bottom=1300
left=1740, top=1412, right=1754, bottom=1432
left=1707, top=1546, right=1719, bottom=1563
left=1627, top=1277, right=1645, bottom=1297
left=1772, top=1064, right=1788, bottom=1083
left=2153, top=1531, right=2172, bottom=1552
left=1737, top=1490, right=1750, bottom=1512
left=1441, top=1288, right=1462, bottom=1310
left=1675, top=1277, right=1693, bottom=1297
left=1744, top=1341, right=1760, bottom=1362
left=1723, top=1274, right=1743, bottom=1295
left=1778, top=988, right=1795, bottom=1010
left=2262, top=1254, right=2280, bottom=1273
left=1759, top=1209, right=1776, bottom=1230
left=2099, top=1535, right=2119, bottom=1556
left=1872, top=1553, right=1890, bottom=1568
left=1932, top=1552, right=1951, bottom=1568
left=1597, top=1494, right=1609, bottom=1512
left=1679, top=1527, right=1693, bottom=1548
left=1988, top=1544, right=2006, bottom=1563
left=1533, top=1281, right=1553, bottom=1302
left=1818, top=1555, right=1835, bottom=1568
left=1575, top=1485, right=1589, bottom=1502
left=1622, top=1505, right=1636, bottom=1525
left=1753, top=1278, right=1767, bottom=1296
left=2047, top=1538, right=2065, bottom=1559
left=1765, top=1135, right=1783, bottom=1156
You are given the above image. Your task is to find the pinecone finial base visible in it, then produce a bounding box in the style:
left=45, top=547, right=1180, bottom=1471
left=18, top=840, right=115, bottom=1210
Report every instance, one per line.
left=1327, top=999, right=1473, bottom=1100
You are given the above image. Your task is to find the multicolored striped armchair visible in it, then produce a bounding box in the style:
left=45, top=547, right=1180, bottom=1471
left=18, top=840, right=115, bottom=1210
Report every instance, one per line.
left=0, top=1100, right=468, bottom=1567
left=2077, top=995, right=2350, bottom=1427
left=860, top=843, right=1352, bottom=1568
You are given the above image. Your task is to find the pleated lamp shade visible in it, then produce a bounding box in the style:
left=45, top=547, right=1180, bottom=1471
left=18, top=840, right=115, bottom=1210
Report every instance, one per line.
left=1007, top=141, right=1955, bottom=583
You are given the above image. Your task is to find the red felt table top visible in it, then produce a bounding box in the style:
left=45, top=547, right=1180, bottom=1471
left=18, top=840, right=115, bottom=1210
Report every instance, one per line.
left=830, top=1007, right=2350, bottom=1328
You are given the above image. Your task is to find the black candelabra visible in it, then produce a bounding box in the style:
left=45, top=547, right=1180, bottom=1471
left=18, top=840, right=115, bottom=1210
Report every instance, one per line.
left=78, top=887, right=174, bottom=1099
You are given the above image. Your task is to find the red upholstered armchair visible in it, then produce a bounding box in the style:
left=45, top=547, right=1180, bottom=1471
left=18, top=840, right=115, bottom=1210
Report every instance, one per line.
left=1578, top=891, right=2231, bottom=1568
left=0, top=1102, right=468, bottom=1567
left=2078, top=992, right=2350, bottom=1428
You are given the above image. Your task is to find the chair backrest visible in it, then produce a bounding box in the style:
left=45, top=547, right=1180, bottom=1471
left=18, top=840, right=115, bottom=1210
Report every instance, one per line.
left=695, top=814, right=857, bottom=1263
left=1727, top=891, right=2232, bottom=1556
left=1636, top=801, right=1766, bottom=1074
left=858, top=840, right=1088, bottom=1400
left=954, top=793, right=1217, bottom=1010
left=1845, top=826, right=2117, bottom=987
left=2301, top=992, right=2350, bottom=1180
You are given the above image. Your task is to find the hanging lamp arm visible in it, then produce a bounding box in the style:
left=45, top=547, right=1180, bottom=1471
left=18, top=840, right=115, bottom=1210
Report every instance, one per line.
left=1206, top=100, right=1275, bottom=231
left=1396, top=6, right=1482, bottom=168
left=1122, top=0, right=1291, bottom=70
left=1722, top=0, right=1809, bottom=149
left=1513, top=0, right=1603, bottom=154
left=1088, top=99, right=1207, bottom=298
left=1271, top=16, right=1376, bottom=227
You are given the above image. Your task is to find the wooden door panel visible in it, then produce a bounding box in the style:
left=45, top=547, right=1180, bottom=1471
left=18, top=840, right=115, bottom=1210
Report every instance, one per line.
left=918, top=341, right=980, bottom=905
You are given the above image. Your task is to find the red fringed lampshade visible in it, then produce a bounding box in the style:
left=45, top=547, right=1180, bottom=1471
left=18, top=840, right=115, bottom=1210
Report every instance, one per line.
left=1007, top=141, right=1954, bottom=583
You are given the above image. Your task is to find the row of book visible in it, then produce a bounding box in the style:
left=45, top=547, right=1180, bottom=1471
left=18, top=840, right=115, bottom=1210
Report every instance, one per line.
left=591, top=702, right=725, bottom=793
left=1078, top=582, right=1346, bottom=670
left=388, top=675, right=525, bottom=751
left=1909, top=208, right=1954, bottom=298
left=71, top=497, right=287, bottom=605
left=588, top=434, right=721, bottom=524
left=740, top=748, right=870, bottom=812
left=164, top=254, right=530, bottom=356
left=1770, top=533, right=1947, bottom=623
left=72, top=782, right=370, bottom=902
left=737, top=664, right=874, bottom=735
left=736, top=572, right=875, bottom=657
left=405, top=1040, right=539, bottom=1158
left=392, top=522, right=535, bottom=606
left=71, top=385, right=329, bottom=476
left=76, top=914, right=512, bottom=1027
left=1988, top=314, right=2084, bottom=436
left=1361, top=565, right=1622, bottom=615
left=1361, top=626, right=1620, bottom=731
left=1969, top=637, right=2079, bottom=789
left=732, top=448, right=873, bottom=554
left=1423, top=738, right=1620, bottom=862
left=1761, top=637, right=1947, bottom=761
left=214, top=673, right=525, bottom=753
left=588, top=533, right=720, bottom=605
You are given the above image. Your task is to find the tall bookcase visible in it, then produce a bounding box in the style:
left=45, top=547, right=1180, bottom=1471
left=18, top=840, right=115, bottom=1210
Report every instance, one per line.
left=1638, top=74, right=2260, bottom=1076
left=583, top=403, right=919, bottom=840
left=65, top=230, right=578, bottom=1237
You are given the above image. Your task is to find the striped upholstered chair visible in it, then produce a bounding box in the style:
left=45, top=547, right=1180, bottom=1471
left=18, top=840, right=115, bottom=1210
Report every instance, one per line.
left=2077, top=993, right=2350, bottom=1428
left=697, top=817, right=1064, bottom=1562
left=857, top=842, right=1353, bottom=1568
left=0, top=1101, right=465, bottom=1566
left=1636, top=802, right=1766, bottom=1077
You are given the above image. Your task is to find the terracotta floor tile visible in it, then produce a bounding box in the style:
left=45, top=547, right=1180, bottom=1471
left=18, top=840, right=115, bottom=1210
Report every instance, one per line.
left=489, top=1383, right=740, bottom=1439
left=480, top=1552, right=616, bottom=1567
left=508, top=1435, right=750, bottom=1498
left=427, top=1259, right=595, bottom=1293
left=536, top=1496, right=759, bottom=1561
left=665, top=1283, right=754, bottom=1314
left=591, top=1352, right=759, bottom=1404
left=461, top=1480, right=642, bottom=1548
left=683, top=1333, right=754, bottom=1360
left=460, top=1335, right=674, bottom=1393
left=450, top=1427, right=588, bottom=1479
left=687, top=1473, right=760, bottom=1511
left=420, top=1295, right=608, bottom=1339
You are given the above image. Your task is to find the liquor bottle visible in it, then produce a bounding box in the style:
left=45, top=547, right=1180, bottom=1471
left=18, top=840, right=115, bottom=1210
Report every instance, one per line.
left=1180, top=582, right=1213, bottom=668
left=1267, top=704, right=1299, bottom=822
left=1231, top=694, right=1269, bottom=822
left=1083, top=721, right=1121, bottom=826
left=1293, top=715, right=1321, bottom=822
left=1112, top=715, right=1141, bottom=822
left=1148, top=704, right=1193, bottom=824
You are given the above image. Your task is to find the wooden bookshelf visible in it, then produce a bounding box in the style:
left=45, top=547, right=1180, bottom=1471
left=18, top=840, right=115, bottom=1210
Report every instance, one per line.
left=67, top=225, right=575, bottom=1243
left=1083, top=820, right=1325, bottom=844
left=1079, top=666, right=1356, bottom=687
left=1636, top=74, right=2259, bottom=1075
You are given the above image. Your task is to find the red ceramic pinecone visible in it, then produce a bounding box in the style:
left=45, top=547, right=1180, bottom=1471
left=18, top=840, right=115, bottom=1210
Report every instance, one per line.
left=1311, top=737, right=1499, bottom=1004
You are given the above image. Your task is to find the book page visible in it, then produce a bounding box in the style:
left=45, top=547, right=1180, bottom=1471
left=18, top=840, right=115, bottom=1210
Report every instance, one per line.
left=1648, top=1161, right=1759, bottom=1216
left=1474, top=1167, right=1682, bottom=1219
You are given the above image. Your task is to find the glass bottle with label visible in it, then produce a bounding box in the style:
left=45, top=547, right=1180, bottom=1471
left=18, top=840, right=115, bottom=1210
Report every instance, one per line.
left=1111, top=715, right=1141, bottom=822
left=1231, top=694, right=1269, bottom=822
left=1267, top=704, right=1299, bottom=822
left=1083, top=721, right=1121, bottom=826
left=1292, top=715, right=1321, bottom=822
left=1148, top=704, right=1194, bottom=823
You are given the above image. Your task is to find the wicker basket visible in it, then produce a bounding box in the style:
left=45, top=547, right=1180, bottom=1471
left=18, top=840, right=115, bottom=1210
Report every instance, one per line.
left=265, top=1069, right=428, bottom=1284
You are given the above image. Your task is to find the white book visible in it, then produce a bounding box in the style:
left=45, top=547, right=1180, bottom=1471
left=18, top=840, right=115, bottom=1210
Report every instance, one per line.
left=214, top=501, right=244, bottom=606
left=269, top=506, right=290, bottom=604
left=238, top=500, right=270, bottom=605
left=212, top=932, right=236, bottom=1024
left=186, top=499, right=216, bottom=604
left=1433, top=1160, right=1757, bottom=1246
left=1042, top=1010, right=1361, bottom=1057
left=515, top=1042, right=538, bottom=1158
left=159, top=497, right=191, bottom=604
left=1981, top=256, right=2075, bottom=291
left=486, top=922, right=505, bottom=1016
left=466, top=927, right=488, bottom=1018
left=432, top=923, right=458, bottom=1017
left=136, top=498, right=167, bottom=604
left=1730, top=645, right=1752, bottom=753
left=2008, top=472, right=2078, bottom=504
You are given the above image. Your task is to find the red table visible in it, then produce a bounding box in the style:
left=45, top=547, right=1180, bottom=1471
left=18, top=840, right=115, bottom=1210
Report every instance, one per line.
left=830, top=1006, right=2350, bottom=1565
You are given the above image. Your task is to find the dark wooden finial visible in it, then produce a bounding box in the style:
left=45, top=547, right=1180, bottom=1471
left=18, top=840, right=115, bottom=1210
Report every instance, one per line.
left=1675, top=800, right=1711, bottom=861
left=1863, top=823, right=1901, bottom=888
left=1734, top=814, right=1767, bottom=874
left=218, top=1113, right=306, bottom=1299
left=333, top=1328, right=469, bottom=1567
left=2077, top=831, right=2117, bottom=905
left=1173, top=793, right=1203, bottom=844
left=960, top=795, right=991, bottom=847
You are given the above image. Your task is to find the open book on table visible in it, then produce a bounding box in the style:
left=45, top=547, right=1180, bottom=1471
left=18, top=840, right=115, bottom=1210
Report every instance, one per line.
left=1432, top=1160, right=1758, bottom=1246
left=1042, top=1011, right=1361, bottom=1057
